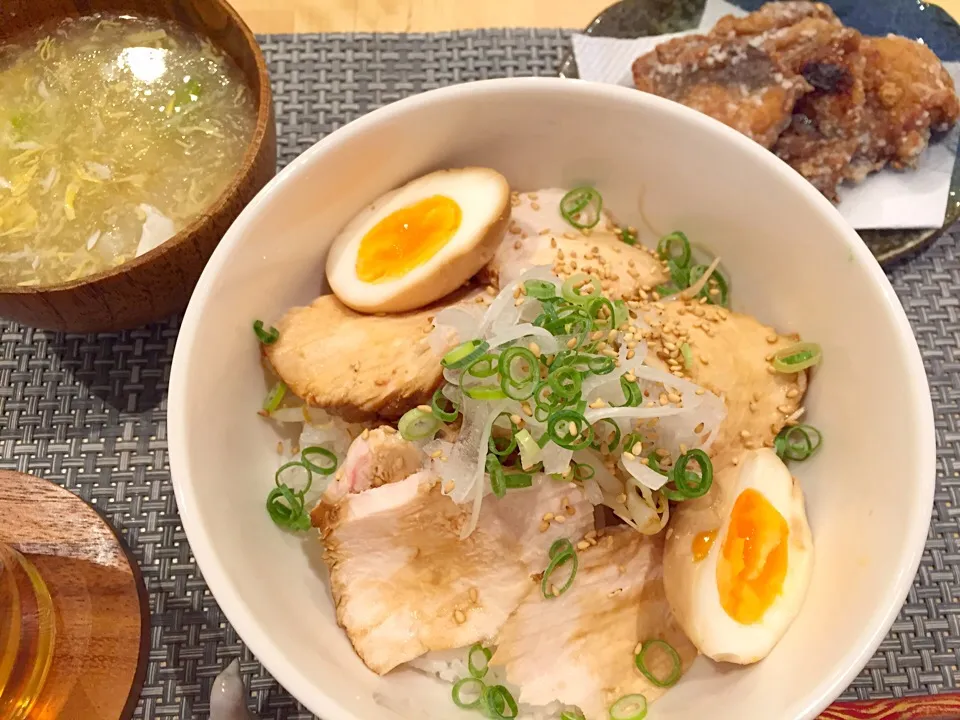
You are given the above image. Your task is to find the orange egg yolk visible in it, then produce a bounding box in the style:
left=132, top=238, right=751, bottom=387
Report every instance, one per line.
left=692, top=529, right=717, bottom=562
left=355, top=195, right=462, bottom=283
left=716, top=489, right=789, bottom=624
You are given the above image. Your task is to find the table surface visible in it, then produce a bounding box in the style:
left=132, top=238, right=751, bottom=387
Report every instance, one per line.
left=229, top=0, right=960, bottom=32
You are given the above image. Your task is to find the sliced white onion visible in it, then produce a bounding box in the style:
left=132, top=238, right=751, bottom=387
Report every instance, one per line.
left=436, top=398, right=510, bottom=505
left=620, top=454, right=670, bottom=491
left=582, top=474, right=604, bottom=505
left=487, top=323, right=559, bottom=354
left=541, top=440, right=573, bottom=475
left=515, top=429, right=542, bottom=470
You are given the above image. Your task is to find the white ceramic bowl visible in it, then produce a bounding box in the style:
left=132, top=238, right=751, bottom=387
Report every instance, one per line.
left=169, top=77, right=935, bottom=720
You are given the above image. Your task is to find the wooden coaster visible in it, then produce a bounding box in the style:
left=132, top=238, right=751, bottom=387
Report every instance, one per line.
left=0, top=470, right=149, bottom=720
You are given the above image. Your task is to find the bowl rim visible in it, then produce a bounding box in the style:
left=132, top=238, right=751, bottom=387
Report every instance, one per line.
left=168, top=76, right=936, bottom=720
left=0, top=0, right=273, bottom=296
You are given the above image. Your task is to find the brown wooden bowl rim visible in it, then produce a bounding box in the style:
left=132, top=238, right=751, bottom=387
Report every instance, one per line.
left=0, top=0, right=273, bottom=297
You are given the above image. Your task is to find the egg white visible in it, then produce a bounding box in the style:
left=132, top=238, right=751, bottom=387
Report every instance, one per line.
left=326, top=167, right=510, bottom=314
left=664, top=448, right=814, bottom=664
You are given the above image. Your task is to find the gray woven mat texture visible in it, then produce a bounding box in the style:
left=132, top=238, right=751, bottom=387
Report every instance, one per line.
left=1, top=30, right=957, bottom=718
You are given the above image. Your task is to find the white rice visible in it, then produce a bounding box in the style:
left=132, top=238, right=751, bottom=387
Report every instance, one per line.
left=409, top=648, right=565, bottom=720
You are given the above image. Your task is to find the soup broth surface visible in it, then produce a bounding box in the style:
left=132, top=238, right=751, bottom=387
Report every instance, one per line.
left=0, top=13, right=257, bottom=286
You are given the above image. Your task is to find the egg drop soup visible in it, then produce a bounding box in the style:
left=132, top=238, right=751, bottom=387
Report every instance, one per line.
left=0, top=13, right=257, bottom=286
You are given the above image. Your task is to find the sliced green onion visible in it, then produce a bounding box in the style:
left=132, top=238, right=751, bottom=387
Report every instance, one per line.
left=561, top=273, right=603, bottom=305
left=559, top=186, right=603, bottom=230
left=771, top=342, right=822, bottom=373
left=572, top=461, right=595, bottom=481
left=548, top=365, right=583, bottom=400
left=775, top=424, right=822, bottom=461
left=499, top=346, right=539, bottom=387
left=266, top=484, right=311, bottom=532
left=301, top=446, right=338, bottom=475
left=547, top=410, right=593, bottom=450
left=275, top=460, right=313, bottom=494
left=634, top=639, right=682, bottom=688
left=398, top=407, right=442, bottom=440
left=489, top=413, right=519, bottom=457
left=452, top=677, right=485, bottom=709
left=541, top=540, right=578, bottom=599
left=619, top=227, right=637, bottom=245
left=609, top=693, right=648, bottom=720
left=465, top=385, right=508, bottom=401
left=483, top=685, right=519, bottom=720
left=616, top=376, right=643, bottom=407
left=487, top=453, right=506, bottom=498
left=467, top=353, right=500, bottom=378
left=549, top=538, right=574, bottom=559
left=442, top=339, right=490, bottom=369
left=689, top=263, right=729, bottom=306
left=592, top=418, right=622, bottom=453
left=587, top=355, right=617, bottom=375
left=505, top=472, right=533, bottom=489
left=667, top=259, right=690, bottom=289
left=671, top=449, right=713, bottom=499
left=524, top=279, right=557, bottom=299
left=467, top=643, right=492, bottom=679
left=515, top=428, right=542, bottom=469
left=587, top=296, right=616, bottom=329
left=253, top=319, right=280, bottom=345
left=680, top=342, right=693, bottom=369
left=656, top=231, right=691, bottom=268
left=613, top=299, right=629, bottom=327
left=262, top=381, right=287, bottom=413
left=431, top=386, right=459, bottom=422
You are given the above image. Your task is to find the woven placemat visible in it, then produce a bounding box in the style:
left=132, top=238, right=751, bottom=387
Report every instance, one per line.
left=0, top=30, right=957, bottom=719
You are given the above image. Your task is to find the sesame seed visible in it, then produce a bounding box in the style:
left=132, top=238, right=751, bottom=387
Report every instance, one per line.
left=510, top=414, right=522, bottom=425
left=667, top=392, right=682, bottom=404
left=766, top=334, right=778, bottom=344
left=528, top=341, right=541, bottom=357
left=694, top=422, right=704, bottom=433
left=539, top=521, right=550, bottom=533
left=417, top=404, right=433, bottom=413
left=514, top=240, right=522, bottom=250
left=531, top=202, right=540, bottom=210
left=469, top=588, right=479, bottom=603
left=626, top=349, right=635, bottom=360
left=577, top=540, right=591, bottom=551
left=543, top=512, right=554, bottom=522
left=430, top=449, right=443, bottom=459
left=777, top=404, right=793, bottom=414
left=361, top=428, right=370, bottom=440
left=521, top=402, right=533, bottom=417
left=787, top=388, right=800, bottom=399
left=510, top=225, right=522, bottom=235
left=699, top=355, right=710, bottom=365
left=622, top=451, right=636, bottom=461
left=695, top=388, right=705, bottom=395
left=740, top=429, right=751, bottom=439
left=554, top=514, right=566, bottom=524
left=656, top=448, right=670, bottom=457
left=617, top=493, right=628, bottom=504
left=382, top=426, right=397, bottom=434
left=659, top=393, right=669, bottom=406
left=568, top=421, right=578, bottom=435
left=767, top=366, right=777, bottom=374
left=454, top=610, right=466, bottom=624
left=567, top=337, right=578, bottom=349
left=631, top=442, right=643, bottom=454
left=444, top=480, right=455, bottom=493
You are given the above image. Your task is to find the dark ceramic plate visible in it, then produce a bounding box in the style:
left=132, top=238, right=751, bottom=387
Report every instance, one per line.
left=558, top=0, right=960, bottom=267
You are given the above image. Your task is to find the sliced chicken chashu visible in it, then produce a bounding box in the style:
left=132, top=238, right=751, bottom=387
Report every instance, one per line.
left=491, top=529, right=697, bottom=720
left=483, top=230, right=668, bottom=301
left=323, top=426, right=424, bottom=503
left=645, top=298, right=807, bottom=460
left=312, top=474, right=594, bottom=674
left=265, top=291, right=471, bottom=422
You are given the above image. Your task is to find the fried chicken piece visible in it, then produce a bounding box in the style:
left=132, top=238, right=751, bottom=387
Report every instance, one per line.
left=846, top=35, right=960, bottom=181
left=632, top=33, right=809, bottom=148
left=712, top=1, right=840, bottom=38
left=713, top=4, right=865, bottom=200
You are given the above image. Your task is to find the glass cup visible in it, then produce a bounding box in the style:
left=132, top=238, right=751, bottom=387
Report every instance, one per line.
left=0, top=543, right=56, bottom=720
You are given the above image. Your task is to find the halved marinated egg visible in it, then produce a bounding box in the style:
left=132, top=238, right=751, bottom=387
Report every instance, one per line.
left=663, top=448, right=813, bottom=664
left=326, top=168, right=510, bottom=313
